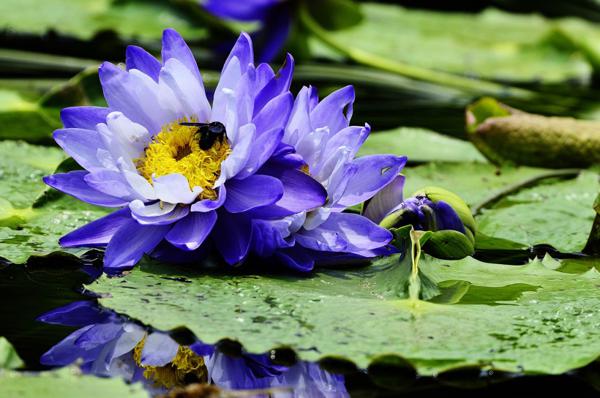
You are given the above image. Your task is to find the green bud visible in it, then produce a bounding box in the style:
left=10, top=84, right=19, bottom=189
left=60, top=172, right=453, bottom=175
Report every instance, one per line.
left=423, top=229, right=475, bottom=260
left=411, top=186, right=477, bottom=242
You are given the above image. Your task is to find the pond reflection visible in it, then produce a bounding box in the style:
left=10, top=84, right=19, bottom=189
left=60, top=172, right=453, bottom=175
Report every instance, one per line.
left=38, top=301, right=349, bottom=397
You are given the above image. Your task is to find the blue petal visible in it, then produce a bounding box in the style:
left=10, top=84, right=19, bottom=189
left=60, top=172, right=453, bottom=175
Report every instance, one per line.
left=204, top=0, right=278, bottom=21
left=60, top=107, right=110, bottom=129
left=363, top=174, right=406, bottom=224
left=53, top=128, right=106, bottom=171
left=98, top=62, right=166, bottom=133
left=165, top=211, right=217, bottom=251
left=103, top=219, right=170, bottom=272
left=434, top=200, right=466, bottom=233
left=224, top=174, right=284, bottom=213
left=297, top=212, right=392, bottom=253
left=251, top=168, right=326, bottom=218
left=37, top=301, right=109, bottom=327
left=336, top=155, right=407, bottom=208
left=84, top=170, right=136, bottom=201
left=59, top=208, right=132, bottom=248
left=265, top=143, right=305, bottom=169
left=130, top=200, right=190, bottom=226
left=140, top=332, right=179, bottom=367
left=44, top=171, right=128, bottom=207
left=251, top=219, right=293, bottom=257
left=274, top=246, right=315, bottom=272
left=190, top=341, right=215, bottom=356
left=191, top=186, right=227, bottom=213
left=125, top=45, right=161, bottom=81
left=161, top=28, right=203, bottom=83
left=253, top=92, right=293, bottom=135
left=74, top=322, right=122, bottom=350
left=235, top=127, right=284, bottom=180
left=223, top=33, right=254, bottom=75
left=254, top=53, right=294, bottom=113
left=256, top=6, right=292, bottom=63
left=212, top=211, right=252, bottom=265
left=40, top=325, right=101, bottom=366
left=310, top=85, right=355, bottom=134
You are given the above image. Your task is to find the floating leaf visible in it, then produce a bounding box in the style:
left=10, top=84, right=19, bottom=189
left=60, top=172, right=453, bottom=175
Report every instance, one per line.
left=0, top=142, right=109, bottom=262
left=92, top=248, right=600, bottom=375
left=0, top=90, right=60, bottom=144
left=0, top=367, right=147, bottom=398
left=0, top=0, right=206, bottom=42
left=359, top=127, right=486, bottom=163
left=402, top=162, right=552, bottom=208
left=477, top=172, right=599, bottom=252
left=0, top=338, right=23, bottom=370
left=308, top=4, right=592, bottom=85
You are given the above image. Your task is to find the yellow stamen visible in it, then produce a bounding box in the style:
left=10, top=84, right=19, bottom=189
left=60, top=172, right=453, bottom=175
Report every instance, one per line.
left=136, top=120, right=231, bottom=200
left=133, top=336, right=208, bottom=389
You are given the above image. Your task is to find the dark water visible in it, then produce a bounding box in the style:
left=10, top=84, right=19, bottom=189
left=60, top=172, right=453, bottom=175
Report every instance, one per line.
left=1, top=253, right=599, bottom=397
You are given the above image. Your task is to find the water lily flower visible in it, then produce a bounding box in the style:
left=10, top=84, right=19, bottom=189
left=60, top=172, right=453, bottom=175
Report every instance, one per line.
left=40, top=301, right=348, bottom=396
left=44, top=29, right=326, bottom=273
left=204, top=0, right=292, bottom=62
left=248, top=86, right=407, bottom=271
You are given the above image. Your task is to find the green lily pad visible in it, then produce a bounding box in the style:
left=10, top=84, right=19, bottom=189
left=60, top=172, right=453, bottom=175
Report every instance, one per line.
left=310, top=4, right=592, bottom=85
left=0, top=89, right=61, bottom=144
left=359, top=127, right=486, bottom=163
left=0, top=141, right=109, bottom=263
left=0, top=0, right=206, bottom=42
left=0, top=338, right=23, bottom=370
left=476, top=171, right=599, bottom=252
left=0, top=367, right=147, bottom=398
left=91, top=248, right=600, bottom=375
left=402, top=162, right=553, bottom=208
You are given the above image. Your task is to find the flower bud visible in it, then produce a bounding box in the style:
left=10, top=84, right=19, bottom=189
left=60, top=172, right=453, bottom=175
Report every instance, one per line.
left=367, top=180, right=476, bottom=259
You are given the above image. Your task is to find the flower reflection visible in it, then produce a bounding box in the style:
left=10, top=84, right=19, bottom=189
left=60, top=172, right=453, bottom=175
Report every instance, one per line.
left=39, top=301, right=349, bottom=397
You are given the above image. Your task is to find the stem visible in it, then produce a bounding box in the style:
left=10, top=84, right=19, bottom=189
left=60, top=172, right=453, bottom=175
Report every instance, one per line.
left=299, top=5, right=534, bottom=99
left=408, top=229, right=422, bottom=301
left=472, top=169, right=582, bottom=215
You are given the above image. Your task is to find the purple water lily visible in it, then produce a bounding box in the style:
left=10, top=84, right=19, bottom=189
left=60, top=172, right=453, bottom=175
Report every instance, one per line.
left=364, top=175, right=465, bottom=233
left=204, top=0, right=292, bottom=62
left=248, top=86, right=407, bottom=271
left=40, top=301, right=348, bottom=396
left=44, top=29, right=327, bottom=273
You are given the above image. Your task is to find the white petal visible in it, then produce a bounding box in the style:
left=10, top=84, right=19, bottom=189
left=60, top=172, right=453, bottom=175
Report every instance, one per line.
left=153, top=174, right=202, bottom=204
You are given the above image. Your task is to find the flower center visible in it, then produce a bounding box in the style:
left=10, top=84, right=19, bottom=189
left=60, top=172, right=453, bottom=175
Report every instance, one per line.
left=136, top=120, right=231, bottom=200
left=133, top=336, right=208, bottom=388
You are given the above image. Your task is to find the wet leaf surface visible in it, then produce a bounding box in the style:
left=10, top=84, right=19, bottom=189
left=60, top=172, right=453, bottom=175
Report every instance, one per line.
left=312, top=4, right=593, bottom=84
left=0, top=0, right=206, bottom=42
left=0, top=142, right=109, bottom=262
left=477, top=172, right=599, bottom=252
left=359, top=127, right=486, bottom=163
left=92, top=250, right=600, bottom=376
left=0, top=367, right=148, bottom=398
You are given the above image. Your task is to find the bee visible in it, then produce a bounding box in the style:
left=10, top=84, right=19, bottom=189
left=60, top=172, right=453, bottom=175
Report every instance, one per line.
left=179, top=121, right=227, bottom=150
